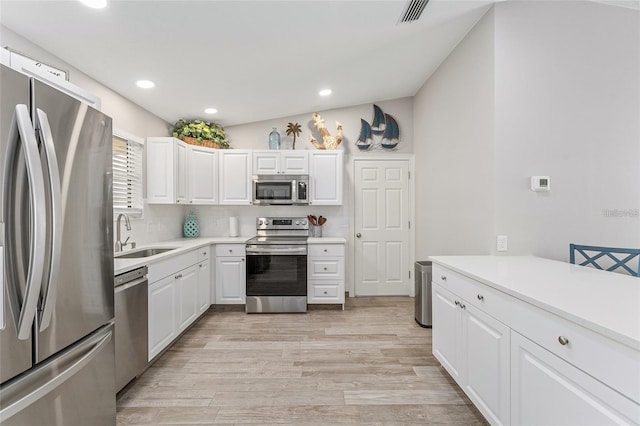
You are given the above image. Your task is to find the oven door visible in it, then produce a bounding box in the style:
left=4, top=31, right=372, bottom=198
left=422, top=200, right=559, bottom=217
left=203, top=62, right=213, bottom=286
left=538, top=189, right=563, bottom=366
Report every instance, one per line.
left=246, top=247, right=307, bottom=297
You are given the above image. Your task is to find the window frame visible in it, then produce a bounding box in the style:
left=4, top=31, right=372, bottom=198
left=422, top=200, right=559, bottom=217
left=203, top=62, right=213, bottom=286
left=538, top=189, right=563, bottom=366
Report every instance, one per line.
left=112, top=129, right=144, bottom=218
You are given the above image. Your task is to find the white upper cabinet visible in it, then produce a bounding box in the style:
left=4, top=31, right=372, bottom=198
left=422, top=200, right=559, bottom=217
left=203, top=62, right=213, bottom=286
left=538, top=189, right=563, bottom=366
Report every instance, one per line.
left=147, top=137, right=218, bottom=205
left=147, top=137, right=186, bottom=204
left=253, top=150, right=308, bottom=175
left=219, top=150, right=252, bottom=205
left=308, top=150, right=343, bottom=205
left=188, top=146, right=218, bottom=205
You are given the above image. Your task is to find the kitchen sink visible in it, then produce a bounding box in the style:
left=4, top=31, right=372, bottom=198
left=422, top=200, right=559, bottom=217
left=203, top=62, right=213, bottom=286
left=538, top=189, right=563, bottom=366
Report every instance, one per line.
left=115, top=247, right=177, bottom=259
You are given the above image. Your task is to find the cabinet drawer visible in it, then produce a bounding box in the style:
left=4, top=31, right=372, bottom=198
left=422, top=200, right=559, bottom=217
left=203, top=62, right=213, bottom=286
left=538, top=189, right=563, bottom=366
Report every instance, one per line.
left=511, top=301, right=640, bottom=404
left=433, top=265, right=512, bottom=325
left=198, top=246, right=210, bottom=261
left=308, top=280, right=344, bottom=304
left=309, top=244, right=345, bottom=257
left=216, top=244, right=246, bottom=257
left=148, top=249, right=198, bottom=283
left=309, top=258, right=344, bottom=279
left=311, top=283, right=339, bottom=298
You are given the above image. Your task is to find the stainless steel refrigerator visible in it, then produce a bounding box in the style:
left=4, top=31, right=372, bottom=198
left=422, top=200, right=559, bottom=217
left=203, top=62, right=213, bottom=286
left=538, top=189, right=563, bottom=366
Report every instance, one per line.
left=0, top=64, right=116, bottom=425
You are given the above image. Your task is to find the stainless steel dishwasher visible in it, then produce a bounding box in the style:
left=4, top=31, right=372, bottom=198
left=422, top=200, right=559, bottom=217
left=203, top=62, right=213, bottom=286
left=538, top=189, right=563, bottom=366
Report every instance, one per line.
left=114, top=266, right=148, bottom=392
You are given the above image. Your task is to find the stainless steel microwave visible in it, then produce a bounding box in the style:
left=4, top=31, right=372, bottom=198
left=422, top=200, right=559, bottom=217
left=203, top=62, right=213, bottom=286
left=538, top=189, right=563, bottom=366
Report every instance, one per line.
left=252, top=174, right=309, bottom=205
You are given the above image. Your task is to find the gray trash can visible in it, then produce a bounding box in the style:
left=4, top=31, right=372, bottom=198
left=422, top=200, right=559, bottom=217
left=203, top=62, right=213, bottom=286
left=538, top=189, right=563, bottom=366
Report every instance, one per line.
left=415, top=261, right=432, bottom=327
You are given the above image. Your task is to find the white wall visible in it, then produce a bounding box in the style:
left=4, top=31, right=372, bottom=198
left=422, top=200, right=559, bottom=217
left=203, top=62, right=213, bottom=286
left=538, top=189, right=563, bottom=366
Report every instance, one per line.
left=225, top=97, right=414, bottom=154
left=413, top=8, right=496, bottom=260
left=493, top=1, right=640, bottom=261
left=413, top=1, right=640, bottom=262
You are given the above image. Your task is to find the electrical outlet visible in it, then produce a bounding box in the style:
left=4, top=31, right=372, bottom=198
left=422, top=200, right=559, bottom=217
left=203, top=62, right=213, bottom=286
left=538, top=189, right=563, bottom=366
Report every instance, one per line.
left=497, top=235, right=508, bottom=252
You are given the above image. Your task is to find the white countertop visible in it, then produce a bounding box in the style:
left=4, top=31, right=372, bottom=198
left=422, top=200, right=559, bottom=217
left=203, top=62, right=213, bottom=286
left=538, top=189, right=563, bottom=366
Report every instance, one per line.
left=114, top=236, right=347, bottom=275
left=429, top=255, right=640, bottom=350
left=114, top=237, right=251, bottom=275
left=307, top=237, right=347, bottom=244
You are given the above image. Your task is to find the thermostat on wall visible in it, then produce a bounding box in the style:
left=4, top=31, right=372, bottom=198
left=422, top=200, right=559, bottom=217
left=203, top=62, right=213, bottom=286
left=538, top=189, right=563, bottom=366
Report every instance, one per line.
left=531, top=176, right=550, bottom=191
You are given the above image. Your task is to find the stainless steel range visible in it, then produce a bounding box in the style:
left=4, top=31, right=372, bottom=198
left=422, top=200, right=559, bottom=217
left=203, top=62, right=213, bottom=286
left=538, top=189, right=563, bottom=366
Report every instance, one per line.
left=245, top=217, right=309, bottom=313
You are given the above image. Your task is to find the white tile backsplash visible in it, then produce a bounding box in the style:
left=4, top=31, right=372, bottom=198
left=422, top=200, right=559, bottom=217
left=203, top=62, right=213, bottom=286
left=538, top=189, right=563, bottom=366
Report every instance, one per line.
left=114, top=203, right=349, bottom=249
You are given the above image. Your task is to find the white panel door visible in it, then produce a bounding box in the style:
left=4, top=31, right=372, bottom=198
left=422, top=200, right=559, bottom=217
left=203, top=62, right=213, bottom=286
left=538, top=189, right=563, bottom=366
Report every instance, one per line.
left=188, top=146, right=218, bottom=204
left=197, top=260, right=211, bottom=314
left=432, top=283, right=463, bottom=383
left=177, top=265, right=198, bottom=332
left=463, top=303, right=510, bottom=426
left=511, top=332, right=637, bottom=426
left=219, top=151, right=251, bottom=205
left=148, top=275, right=175, bottom=360
left=174, top=141, right=188, bottom=203
left=354, top=160, right=409, bottom=295
left=215, top=256, right=246, bottom=304
left=146, top=137, right=175, bottom=204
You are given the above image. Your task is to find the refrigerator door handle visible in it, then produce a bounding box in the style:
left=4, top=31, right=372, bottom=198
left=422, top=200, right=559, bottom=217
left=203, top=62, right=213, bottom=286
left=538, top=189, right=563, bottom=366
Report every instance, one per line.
left=2, top=105, right=47, bottom=340
left=0, top=324, right=113, bottom=423
left=35, top=109, right=63, bottom=332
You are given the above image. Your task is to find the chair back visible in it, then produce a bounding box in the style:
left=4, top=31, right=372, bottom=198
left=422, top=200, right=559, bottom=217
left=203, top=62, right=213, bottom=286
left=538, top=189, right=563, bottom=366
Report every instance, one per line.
left=569, top=244, right=640, bottom=277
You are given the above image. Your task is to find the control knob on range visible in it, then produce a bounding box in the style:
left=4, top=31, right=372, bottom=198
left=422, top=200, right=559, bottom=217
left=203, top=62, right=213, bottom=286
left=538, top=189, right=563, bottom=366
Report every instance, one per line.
left=302, top=220, right=307, bottom=225
left=295, top=221, right=300, bottom=225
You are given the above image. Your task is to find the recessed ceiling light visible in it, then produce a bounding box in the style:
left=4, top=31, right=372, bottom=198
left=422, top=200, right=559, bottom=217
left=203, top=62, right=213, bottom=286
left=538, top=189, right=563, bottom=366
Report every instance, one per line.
left=319, top=89, right=332, bottom=97
left=79, top=0, right=107, bottom=9
left=204, top=108, right=218, bottom=114
left=136, top=80, right=155, bottom=89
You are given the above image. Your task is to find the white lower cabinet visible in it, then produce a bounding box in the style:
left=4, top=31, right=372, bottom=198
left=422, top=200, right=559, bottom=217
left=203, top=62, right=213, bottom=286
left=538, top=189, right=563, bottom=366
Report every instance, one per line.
left=148, top=275, right=175, bottom=360
left=215, top=244, right=246, bottom=304
left=307, top=243, right=345, bottom=308
left=177, top=265, right=198, bottom=333
left=432, top=263, right=640, bottom=426
left=197, top=251, right=211, bottom=314
left=511, top=331, right=637, bottom=425
left=432, top=282, right=510, bottom=425
left=147, top=247, right=212, bottom=361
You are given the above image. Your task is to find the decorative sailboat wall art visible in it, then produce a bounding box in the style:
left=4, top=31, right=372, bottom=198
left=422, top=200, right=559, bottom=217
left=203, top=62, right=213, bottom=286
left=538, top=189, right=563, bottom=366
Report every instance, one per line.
left=356, top=104, right=400, bottom=150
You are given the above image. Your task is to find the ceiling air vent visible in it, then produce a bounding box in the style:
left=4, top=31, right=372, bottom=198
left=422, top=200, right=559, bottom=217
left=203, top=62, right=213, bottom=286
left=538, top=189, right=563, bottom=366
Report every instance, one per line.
left=399, top=0, right=429, bottom=23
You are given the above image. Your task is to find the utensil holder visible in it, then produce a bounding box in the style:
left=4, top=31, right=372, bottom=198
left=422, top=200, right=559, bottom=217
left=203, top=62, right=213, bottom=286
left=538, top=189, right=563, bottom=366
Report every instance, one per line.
left=310, top=225, right=322, bottom=238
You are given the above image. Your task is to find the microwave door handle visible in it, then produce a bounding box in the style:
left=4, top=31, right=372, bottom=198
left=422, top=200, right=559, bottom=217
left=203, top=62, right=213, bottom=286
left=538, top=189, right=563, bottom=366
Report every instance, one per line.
left=3, top=105, right=47, bottom=339
left=35, top=109, right=62, bottom=332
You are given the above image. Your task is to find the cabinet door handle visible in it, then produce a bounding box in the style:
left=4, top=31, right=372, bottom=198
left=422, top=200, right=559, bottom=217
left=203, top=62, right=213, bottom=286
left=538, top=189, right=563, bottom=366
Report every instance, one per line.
left=324, top=249, right=328, bottom=252
left=229, top=249, right=233, bottom=253
left=323, top=291, right=328, bottom=295
left=477, top=294, right=484, bottom=301
left=454, top=300, right=460, bottom=306
left=441, top=275, right=447, bottom=281
left=199, top=264, right=203, bottom=268
left=324, top=267, right=327, bottom=271
left=241, top=258, right=245, bottom=262
left=558, top=336, right=569, bottom=346
left=460, top=304, right=466, bottom=310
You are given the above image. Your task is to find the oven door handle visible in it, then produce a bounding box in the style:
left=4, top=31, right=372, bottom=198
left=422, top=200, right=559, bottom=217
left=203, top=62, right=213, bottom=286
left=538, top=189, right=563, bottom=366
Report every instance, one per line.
left=246, top=247, right=307, bottom=255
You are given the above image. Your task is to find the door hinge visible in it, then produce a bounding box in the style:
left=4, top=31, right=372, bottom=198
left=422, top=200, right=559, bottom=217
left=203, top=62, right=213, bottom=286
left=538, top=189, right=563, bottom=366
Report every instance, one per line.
left=409, top=270, right=411, bottom=279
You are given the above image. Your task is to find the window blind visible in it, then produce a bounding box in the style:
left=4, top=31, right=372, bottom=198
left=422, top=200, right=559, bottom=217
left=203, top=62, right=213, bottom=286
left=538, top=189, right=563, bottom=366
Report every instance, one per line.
left=112, top=135, right=143, bottom=216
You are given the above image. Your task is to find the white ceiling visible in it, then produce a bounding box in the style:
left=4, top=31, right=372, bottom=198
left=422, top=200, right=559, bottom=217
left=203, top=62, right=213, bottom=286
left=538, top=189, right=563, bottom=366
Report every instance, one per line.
left=3, top=0, right=495, bottom=126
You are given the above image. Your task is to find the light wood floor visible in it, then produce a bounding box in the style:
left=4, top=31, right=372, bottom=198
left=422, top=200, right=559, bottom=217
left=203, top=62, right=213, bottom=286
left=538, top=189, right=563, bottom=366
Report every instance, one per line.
left=117, top=297, right=487, bottom=425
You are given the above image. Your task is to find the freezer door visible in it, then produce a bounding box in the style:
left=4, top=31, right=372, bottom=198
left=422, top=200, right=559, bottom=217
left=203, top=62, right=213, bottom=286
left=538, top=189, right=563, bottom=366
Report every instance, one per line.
left=32, top=79, right=114, bottom=362
left=0, top=64, right=36, bottom=383
left=0, top=323, right=116, bottom=425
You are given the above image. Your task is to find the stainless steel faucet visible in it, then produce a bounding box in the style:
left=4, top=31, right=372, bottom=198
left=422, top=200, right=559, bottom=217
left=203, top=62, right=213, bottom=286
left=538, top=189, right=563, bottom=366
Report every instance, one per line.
left=115, top=213, right=135, bottom=252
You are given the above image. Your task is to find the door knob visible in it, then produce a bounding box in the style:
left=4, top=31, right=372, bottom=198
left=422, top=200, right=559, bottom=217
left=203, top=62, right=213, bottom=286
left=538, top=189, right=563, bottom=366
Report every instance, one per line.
left=356, top=233, right=362, bottom=238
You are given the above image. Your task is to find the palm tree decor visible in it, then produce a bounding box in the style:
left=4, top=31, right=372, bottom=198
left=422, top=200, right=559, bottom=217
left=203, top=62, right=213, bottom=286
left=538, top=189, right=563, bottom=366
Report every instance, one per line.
left=285, top=122, right=302, bottom=149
